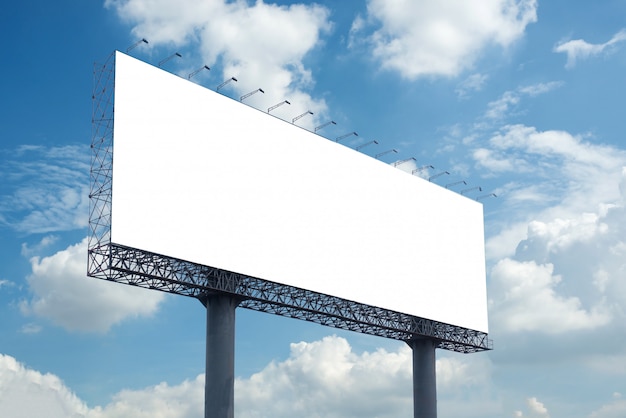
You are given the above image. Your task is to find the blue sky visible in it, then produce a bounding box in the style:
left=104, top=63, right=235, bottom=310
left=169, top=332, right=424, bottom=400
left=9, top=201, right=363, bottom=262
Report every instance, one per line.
left=2, top=0, right=626, bottom=417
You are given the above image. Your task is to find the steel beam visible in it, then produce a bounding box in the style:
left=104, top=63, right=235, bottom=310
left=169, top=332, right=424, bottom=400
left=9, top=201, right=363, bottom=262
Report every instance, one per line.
left=89, top=243, right=492, bottom=353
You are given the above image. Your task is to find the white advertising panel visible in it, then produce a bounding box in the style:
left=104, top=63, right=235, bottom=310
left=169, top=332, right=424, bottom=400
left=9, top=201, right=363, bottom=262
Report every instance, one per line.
left=111, top=51, right=488, bottom=332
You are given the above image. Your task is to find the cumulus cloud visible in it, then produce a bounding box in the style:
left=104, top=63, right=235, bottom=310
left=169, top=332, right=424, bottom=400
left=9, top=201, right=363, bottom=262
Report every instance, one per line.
left=513, top=397, right=550, bottom=417
left=351, top=0, right=537, bottom=79
left=235, top=336, right=412, bottom=417
left=0, top=336, right=492, bottom=418
left=470, top=123, right=626, bottom=338
left=0, top=145, right=89, bottom=233
left=486, top=175, right=626, bottom=335
left=20, top=238, right=165, bottom=333
left=88, top=376, right=204, bottom=418
left=0, top=354, right=89, bottom=418
left=106, top=0, right=332, bottom=129
left=590, top=394, right=626, bottom=418
left=237, top=336, right=494, bottom=417
left=0, top=350, right=203, bottom=418
left=527, top=397, right=549, bottom=416
left=554, top=29, right=626, bottom=69
left=489, top=258, right=610, bottom=333
left=0, top=352, right=203, bottom=418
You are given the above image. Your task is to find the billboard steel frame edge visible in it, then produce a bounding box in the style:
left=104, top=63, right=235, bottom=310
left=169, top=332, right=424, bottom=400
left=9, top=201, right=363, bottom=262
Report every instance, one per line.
left=88, top=54, right=492, bottom=355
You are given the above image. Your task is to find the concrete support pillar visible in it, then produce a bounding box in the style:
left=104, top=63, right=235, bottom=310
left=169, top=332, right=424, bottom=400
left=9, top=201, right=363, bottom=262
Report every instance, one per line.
left=205, top=294, right=240, bottom=418
left=408, top=338, right=437, bottom=418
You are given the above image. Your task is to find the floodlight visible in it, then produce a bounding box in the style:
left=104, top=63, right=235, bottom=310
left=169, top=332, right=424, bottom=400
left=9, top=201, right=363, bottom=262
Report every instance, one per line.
left=374, top=149, right=398, bottom=159
left=240, top=88, right=265, bottom=102
left=268, top=100, right=291, bottom=113
left=292, top=111, right=313, bottom=124
left=335, top=131, right=358, bottom=143
left=216, top=77, right=237, bottom=91
left=460, top=186, right=482, bottom=195
left=126, top=38, right=148, bottom=53
left=355, top=140, right=378, bottom=151
left=314, top=121, right=336, bottom=133
left=188, top=65, right=210, bottom=80
left=428, top=171, right=450, bottom=182
left=445, top=180, right=467, bottom=189
left=412, top=165, right=434, bottom=175
left=392, top=157, right=416, bottom=167
left=158, top=52, right=182, bottom=68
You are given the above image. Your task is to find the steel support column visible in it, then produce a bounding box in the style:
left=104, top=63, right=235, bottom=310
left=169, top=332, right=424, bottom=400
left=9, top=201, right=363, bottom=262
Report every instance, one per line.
left=204, top=294, right=241, bottom=418
left=409, top=338, right=437, bottom=418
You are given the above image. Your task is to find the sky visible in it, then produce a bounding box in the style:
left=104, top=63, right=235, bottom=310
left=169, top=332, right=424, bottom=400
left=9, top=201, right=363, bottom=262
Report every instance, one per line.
left=1, top=0, right=626, bottom=417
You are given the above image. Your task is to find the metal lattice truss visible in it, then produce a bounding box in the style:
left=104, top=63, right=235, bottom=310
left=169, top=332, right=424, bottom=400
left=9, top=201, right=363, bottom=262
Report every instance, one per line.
left=89, top=53, right=115, bottom=261
left=88, top=53, right=492, bottom=354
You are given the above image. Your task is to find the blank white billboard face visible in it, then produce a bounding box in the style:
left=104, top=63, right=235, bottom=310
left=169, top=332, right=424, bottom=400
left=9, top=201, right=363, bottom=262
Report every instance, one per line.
left=111, top=51, right=489, bottom=333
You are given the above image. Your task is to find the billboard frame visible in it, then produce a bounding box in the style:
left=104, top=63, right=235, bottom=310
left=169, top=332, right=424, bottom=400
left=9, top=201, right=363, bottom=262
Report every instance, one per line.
left=88, top=52, right=492, bottom=354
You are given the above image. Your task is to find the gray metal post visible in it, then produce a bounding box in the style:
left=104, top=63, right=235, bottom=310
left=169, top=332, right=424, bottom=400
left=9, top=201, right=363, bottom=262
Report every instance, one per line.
left=204, top=294, right=240, bottom=418
left=409, top=338, right=437, bottom=418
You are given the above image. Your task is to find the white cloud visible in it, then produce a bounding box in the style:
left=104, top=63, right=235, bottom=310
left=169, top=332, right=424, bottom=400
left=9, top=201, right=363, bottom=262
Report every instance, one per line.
left=0, top=354, right=89, bottom=418
left=237, top=336, right=494, bottom=417
left=489, top=258, right=610, bottom=333
left=20, top=238, right=165, bottom=333
left=352, top=0, right=537, bottom=79
left=527, top=397, right=550, bottom=417
left=235, top=335, right=412, bottom=417
left=475, top=125, right=626, bottom=219
left=456, top=73, right=489, bottom=98
left=485, top=91, right=521, bottom=120
left=20, top=323, right=42, bottom=334
left=106, top=0, right=332, bottom=129
left=0, top=336, right=493, bottom=418
left=477, top=125, right=626, bottom=259
left=489, top=126, right=617, bottom=170
left=0, top=279, right=14, bottom=289
left=1, top=350, right=203, bottom=418
left=554, top=29, right=626, bottom=69
left=348, top=14, right=366, bottom=49
left=519, top=214, right=609, bottom=260
left=484, top=221, right=529, bottom=260
left=485, top=164, right=626, bottom=337
left=512, top=397, right=550, bottom=418
left=21, top=235, right=59, bottom=258
left=589, top=396, right=626, bottom=418
left=473, top=147, right=530, bottom=172
left=518, top=81, right=564, bottom=97
left=87, top=376, right=204, bottom=418
left=0, top=145, right=89, bottom=233
left=483, top=82, right=562, bottom=121
left=390, top=157, right=419, bottom=175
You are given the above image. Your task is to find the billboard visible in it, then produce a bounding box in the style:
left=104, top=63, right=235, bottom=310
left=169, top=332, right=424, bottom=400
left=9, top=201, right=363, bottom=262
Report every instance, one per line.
left=110, top=51, right=488, bottom=333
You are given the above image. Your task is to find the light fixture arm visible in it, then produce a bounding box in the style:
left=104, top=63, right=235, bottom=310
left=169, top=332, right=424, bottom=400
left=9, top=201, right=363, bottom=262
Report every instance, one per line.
left=292, top=111, right=313, bottom=124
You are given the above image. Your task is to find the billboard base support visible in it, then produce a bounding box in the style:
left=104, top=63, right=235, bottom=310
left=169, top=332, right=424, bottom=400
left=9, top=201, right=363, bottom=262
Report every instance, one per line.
left=203, top=294, right=241, bottom=418
left=408, top=338, right=437, bottom=418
